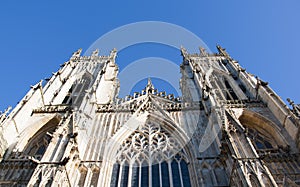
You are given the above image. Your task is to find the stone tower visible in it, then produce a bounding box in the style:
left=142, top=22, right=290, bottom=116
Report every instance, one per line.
left=0, top=46, right=299, bottom=186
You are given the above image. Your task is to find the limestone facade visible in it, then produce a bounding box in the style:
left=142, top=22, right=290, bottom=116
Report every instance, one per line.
left=0, top=46, right=299, bottom=186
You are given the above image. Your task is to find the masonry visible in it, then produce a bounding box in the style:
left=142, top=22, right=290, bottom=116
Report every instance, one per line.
left=0, top=46, right=299, bottom=186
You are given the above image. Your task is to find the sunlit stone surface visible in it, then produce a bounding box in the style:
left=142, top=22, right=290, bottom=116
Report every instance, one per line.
left=0, top=46, right=299, bottom=186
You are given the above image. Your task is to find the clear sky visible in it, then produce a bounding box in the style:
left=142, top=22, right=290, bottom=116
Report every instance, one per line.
left=0, top=0, right=299, bottom=111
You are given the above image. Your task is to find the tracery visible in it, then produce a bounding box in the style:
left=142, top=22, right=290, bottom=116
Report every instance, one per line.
left=110, top=121, right=191, bottom=187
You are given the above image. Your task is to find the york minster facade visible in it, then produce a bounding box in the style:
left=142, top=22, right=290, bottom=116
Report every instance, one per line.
left=0, top=46, right=299, bottom=186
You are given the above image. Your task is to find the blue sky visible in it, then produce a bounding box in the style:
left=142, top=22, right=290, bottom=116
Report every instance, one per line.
left=0, top=0, right=300, bottom=110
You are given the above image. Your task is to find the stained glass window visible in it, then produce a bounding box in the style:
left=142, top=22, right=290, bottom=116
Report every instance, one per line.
left=109, top=121, right=192, bottom=187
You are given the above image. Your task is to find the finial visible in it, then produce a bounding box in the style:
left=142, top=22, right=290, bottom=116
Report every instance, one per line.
left=199, top=47, right=208, bottom=56
left=287, top=98, right=300, bottom=118
left=0, top=106, right=12, bottom=123
left=287, top=98, right=293, bottom=105
left=3, top=106, right=12, bottom=115
left=91, top=49, right=99, bottom=57
left=216, top=44, right=224, bottom=51
left=71, top=48, right=82, bottom=60
left=180, top=45, right=188, bottom=57
left=147, top=77, right=153, bottom=86
left=31, top=80, right=43, bottom=90
left=145, top=78, right=154, bottom=93
left=39, top=79, right=43, bottom=87
left=110, top=48, right=117, bottom=59
left=216, top=45, right=231, bottom=59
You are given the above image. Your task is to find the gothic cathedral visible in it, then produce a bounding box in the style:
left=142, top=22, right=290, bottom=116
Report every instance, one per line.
left=0, top=46, right=299, bottom=187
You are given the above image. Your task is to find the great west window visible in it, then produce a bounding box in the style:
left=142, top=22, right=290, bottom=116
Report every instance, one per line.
left=110, top=121, right=192, bottom=187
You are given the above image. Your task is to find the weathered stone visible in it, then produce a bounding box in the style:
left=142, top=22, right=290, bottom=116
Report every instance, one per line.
left=0, top=46, right=299, bottom=186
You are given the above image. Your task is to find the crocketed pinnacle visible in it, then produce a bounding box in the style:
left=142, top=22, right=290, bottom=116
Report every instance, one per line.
left=145, top=78, right=154, bottom=93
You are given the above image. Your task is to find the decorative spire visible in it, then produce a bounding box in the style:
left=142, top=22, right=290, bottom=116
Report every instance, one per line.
left=145, top=78, right=154, bottom=93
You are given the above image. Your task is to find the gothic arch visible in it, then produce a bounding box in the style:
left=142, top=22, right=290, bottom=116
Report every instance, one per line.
left=101, top=112, right=196, bottom=187
left=238, top=109, right=287, bottom=148
left=73, top=70, right=94, bottom=82
left=206, top=67, right=247, bottom=100
left=64, top=71, right=93, bottom=106
left=15, top=114, right=60, bottom=153
left=72, top=71, right=93, bottom=92
left=104, top=112, right=193, bottom=163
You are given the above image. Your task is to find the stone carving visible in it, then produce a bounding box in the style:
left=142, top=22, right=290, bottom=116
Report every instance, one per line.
left=116, top=121, right=183, bottom=163
left=0, top=46, right=299, bottom=187
left=201, top=74, right=210, bottom=100
left=199, top=47, right=208, bottom=57
left=32, top=105, right=71, bottom=113
left=287, top=98, right=300, bottom=118
left=217, top=45, right=232, bottom=60
left=0, top=106, right=11, bottom=124
left=91, top=49, right=99, bottom=57
left=70, top=48, right=82, bottom=60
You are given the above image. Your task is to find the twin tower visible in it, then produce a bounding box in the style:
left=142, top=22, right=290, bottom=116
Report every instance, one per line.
left=0, top=46, right=299, bottom=186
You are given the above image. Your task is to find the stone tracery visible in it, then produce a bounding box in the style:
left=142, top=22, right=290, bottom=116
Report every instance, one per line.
left=116, top=121, right=185, bottom=164
left=111, top=120, right=192, bottom=186
left=0, top=46, right=299, bottom=186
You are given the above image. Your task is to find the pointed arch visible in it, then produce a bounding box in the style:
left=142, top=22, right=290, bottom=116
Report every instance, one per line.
left=104, top=112, right=193, bottom=163
left=206, top=67, right=247, bottom=101
left=101, top=110, right=195, bottom=187
left=238, top=109, right=287, bottom=148
left=15, top=114, right=60, bottom=153
left=64, top=71, right=93, bottom=106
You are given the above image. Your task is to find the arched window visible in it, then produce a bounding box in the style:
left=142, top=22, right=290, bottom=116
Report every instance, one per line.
left=239, top=110, right=287, bottom=151
left=110, top=121, right=192, bottom=187
left=247, top=128, right=273, bottom=150
left=62, top=75, right=92, bottom=106
left=110, top=164, right=120, bottom=187
left=23, top=118, right=58, bottom=160
left=26, top=136, right=51, bottom=160
left=224, top=79, right=238, bottom=100
left=209, top=75, right=240, bottom=101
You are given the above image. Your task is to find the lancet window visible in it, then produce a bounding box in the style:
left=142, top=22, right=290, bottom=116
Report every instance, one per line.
left=63, top=76, right=91, bottom=106
left=224, top=79, right=238, bottom=100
